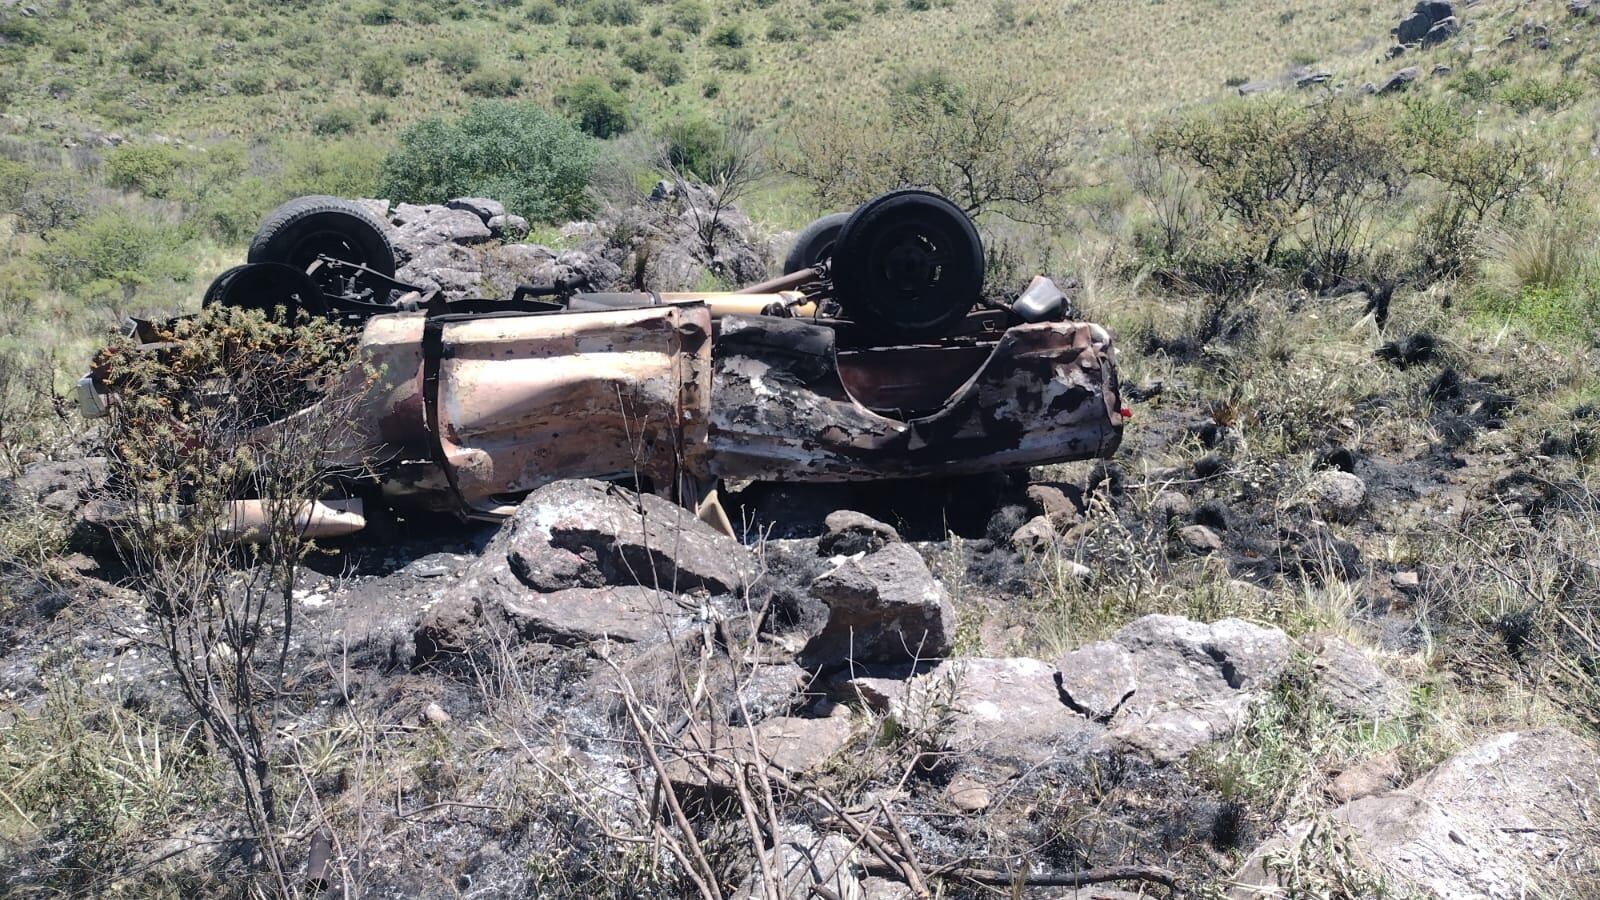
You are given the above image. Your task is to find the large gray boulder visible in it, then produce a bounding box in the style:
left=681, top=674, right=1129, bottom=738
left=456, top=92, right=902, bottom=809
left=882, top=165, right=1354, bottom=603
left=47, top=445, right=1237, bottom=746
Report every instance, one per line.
left=800, top=543, right=954, bottom=670
left=1065, top=615, right=1292, bottom=763
left=1393, top=0, right=1455, bottom=44
left=1236, top=728, right=1600, bottom=897
left=887, top=657, right=1097, bottom=765
left=415, top=479, right=756, bottom=659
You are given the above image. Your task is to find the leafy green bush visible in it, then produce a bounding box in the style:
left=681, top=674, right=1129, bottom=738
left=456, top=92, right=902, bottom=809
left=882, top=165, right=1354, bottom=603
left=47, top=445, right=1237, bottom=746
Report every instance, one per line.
left=555, top=76, right=633, bottom=138
left=659, top=117, right=736, bottom=181
left=712, top=47, right=751, bottom=71
left=41, top=207, right=192, bottom=301
left=380, top=101, right=596, bottom=221
left=619, top=40, right=684, bottom=85
left=591, top=0, right=639, bottom=26
left=0, top=11, right=45, bottom=45
left=1497, top=77, right=1584, bottom=114
left=104, top=144, right=190, bottom=198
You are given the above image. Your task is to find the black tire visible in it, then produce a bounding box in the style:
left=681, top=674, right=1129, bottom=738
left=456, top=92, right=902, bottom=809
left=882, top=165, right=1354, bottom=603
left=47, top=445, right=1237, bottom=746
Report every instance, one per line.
left=248, top=195, right=396, bottom=277
left=202, top=262, right=329, bottom=323
left=831, top=189, right=983, bottom=341
left=782, top=211, right=850, bottom=275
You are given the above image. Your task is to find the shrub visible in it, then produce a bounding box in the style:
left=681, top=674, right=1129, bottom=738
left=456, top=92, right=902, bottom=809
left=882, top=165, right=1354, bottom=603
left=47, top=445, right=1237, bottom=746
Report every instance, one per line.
left=1497, top=77, right=1584, bottom=114
left=359, top=54, right=404, bottom=96
left=104, top=144, right=189, bottom=198
left=555, top=76, right=633, bottom=138
left=818, top=3, right=862, bottom=29
left=463, top=68, right=526, bottom=97
left=312, top=105, right=362, bottom=134
left=783, top=69, right=1073, bottom=225
left=712, top=47, right=751, bottom=71
left=767, top=18, right=797, bottom=40
left=527, top=0, right=558, bottom=22
left=618, top=41, right=684, bottom=85
left=41, top=207, right=191, bottom=301
left=359, top=0, right=403, bottom=24
left=707, top=21, right=744, bottom=47
left=1146, top=98, right=1403, bottom=280
left=659, top=117, right=737, bottom=182
left=591, top=0, right=639, bottom=25
left=669, top=0, right=709, bottom=33
left=0, top=11, right=45, bottom=45
left=380, top=101, right=596, bottom=221
left=433, top=38, right=481, bottom=74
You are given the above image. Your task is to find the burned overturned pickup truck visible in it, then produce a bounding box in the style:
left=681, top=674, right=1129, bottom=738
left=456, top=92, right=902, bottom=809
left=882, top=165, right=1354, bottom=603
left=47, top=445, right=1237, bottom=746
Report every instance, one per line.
left=80, top=189, right=1126, bottom=535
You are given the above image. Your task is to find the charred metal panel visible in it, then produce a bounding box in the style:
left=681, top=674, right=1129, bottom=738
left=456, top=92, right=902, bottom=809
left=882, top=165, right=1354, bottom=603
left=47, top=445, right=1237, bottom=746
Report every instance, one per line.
left=707, top=315, right=1122, bottom=481
left=433, top=304, right=713, bottom=512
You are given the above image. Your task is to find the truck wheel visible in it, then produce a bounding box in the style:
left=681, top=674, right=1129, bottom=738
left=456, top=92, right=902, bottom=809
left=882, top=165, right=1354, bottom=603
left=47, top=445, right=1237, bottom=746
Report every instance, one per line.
left=248, top=195, right=396, bottom=277
left=202, top=262, right=329, bottom=323
left=782, top=211, right=850, bottom=274
left=831, top=190, right=983, bottom=341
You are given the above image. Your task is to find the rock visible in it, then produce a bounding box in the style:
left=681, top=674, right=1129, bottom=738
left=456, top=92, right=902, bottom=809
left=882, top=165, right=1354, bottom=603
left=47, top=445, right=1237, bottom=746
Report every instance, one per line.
left=945, top=773, right=992, bottom=812
left=496, top=479, right=754, bottom=595
left=1239, top=729, right=1600, bottom=897
left=1423, top=14, right=1459, bottom=44
left=1055, top=640, right=1138, bottom=721
left=1376, top=66, right=1420, bottom=94
left=1025, top=482, right=1082, bottom=525
left=1150, top=490, right=1193, bottom=524
left=861, top=876, right=916, bottom=900
left=500, top=586, right=690, bottom=645
left=414, top=480, right=755, bottom=659
left=445, top=197, right=506, bottom=223
left=479, top=242, right=559, bottom=296
left=1178, top=524, right=1224, bottom=553
left=1010, top=515, right=1058, bottom=555
left=1570, top=0, right=1592, bottom=16
left=486, top=214, right=529, bottom=240
left=891, top=657, right=1095, bottom=765
left=800, top=543, right=953, bottom=670
left=1310, top=635, right=1405, bottom=720
left=1100, top=615, right=1291, bottom=763
left=422, top=702, right=451, bottom=726
left=352, top=198, right=391, bottom=222
left=817, top=510, right=901, bottom=557
left=390, top=205, right=494, bottom=264
left=731, top=825, right=862, bottom=900
left=1295, top=70, right=1333, bottom=88
left=1393, top=0, right=1455, bottom=44
left=1390, top=571, right=1420, bottom=593
left=554, top=248, right=622, bottom=290
left=667, top=712, right=857, bottom=794
left=1327, top=750, right=1401, bottom=803
left=1307, top=470, right=1366, bottom=523
left=1236, top=80, right=1273, bottom=96
left=9, top=457, right=108, bottom=512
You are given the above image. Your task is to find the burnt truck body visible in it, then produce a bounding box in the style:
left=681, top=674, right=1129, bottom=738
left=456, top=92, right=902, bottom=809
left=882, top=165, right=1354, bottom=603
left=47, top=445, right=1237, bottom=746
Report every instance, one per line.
left=81, top=190, right=1125, bottom=537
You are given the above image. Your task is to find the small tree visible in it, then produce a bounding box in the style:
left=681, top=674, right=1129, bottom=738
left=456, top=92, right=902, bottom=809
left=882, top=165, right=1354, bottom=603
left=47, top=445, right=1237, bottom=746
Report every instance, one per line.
left=102, top=308, right=369, bottom=894
left=782, top=70, right=1074, bottom=224
left=380, top=101, right=597, bottom=222
left=556, top=76, right=634, bottom=139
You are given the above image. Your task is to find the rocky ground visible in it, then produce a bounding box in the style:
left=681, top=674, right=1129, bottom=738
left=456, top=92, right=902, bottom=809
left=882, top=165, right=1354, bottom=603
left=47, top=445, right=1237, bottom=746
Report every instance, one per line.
left=2, top=199, right=1600, bottom=898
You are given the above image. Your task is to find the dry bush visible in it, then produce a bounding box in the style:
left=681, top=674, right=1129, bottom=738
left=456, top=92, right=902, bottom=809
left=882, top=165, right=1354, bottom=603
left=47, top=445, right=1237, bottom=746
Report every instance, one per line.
left=99, top=306, right=369, bottom=894
left=782, top=70, right=1075, bottom=225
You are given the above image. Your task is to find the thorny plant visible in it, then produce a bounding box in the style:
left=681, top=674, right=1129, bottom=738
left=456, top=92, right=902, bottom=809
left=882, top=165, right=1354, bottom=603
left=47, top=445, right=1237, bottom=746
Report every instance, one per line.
left=99, top=306, right=372, bottom=896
